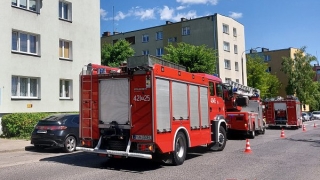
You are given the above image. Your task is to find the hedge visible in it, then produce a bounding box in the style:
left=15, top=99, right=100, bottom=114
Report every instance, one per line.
left=1, top=112, right=55, bottom=138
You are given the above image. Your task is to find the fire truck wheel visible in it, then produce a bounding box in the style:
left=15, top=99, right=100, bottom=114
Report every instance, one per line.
left=217, top=126, right=227, bottom=151
left=261, top=126, right=266, bottom=134
left=172, top=132, right=187, bottom=165
left=249, top=129, right=255, bottom=139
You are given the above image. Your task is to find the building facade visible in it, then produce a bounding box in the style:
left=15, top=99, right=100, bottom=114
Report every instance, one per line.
left=101, top=14, right=247, bottom=85
left=0, top=0, right=101, bottom=133
left=247, top=47, right=299, bottom=97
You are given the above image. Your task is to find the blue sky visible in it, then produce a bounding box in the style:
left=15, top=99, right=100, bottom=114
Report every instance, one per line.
left=100, top=0, right=320, bottom=58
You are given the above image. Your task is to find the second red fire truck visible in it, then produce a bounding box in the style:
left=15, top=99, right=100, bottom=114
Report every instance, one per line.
left=76, top=55, right=228, bottom=165
left=223, top=81, right=266, bottom=138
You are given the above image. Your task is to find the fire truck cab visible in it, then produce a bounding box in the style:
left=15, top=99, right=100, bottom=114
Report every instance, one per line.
left=76, top=55, right=228, bottom=165
left=223, top=80, right=266, bottom=139
left=264, top=96, right=302, bottom=129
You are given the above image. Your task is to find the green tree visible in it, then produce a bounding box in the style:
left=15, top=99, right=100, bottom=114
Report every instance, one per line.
left=246, top=54, right=281, bottom=99
left=101, top=39, right=135, bottom=67
left=162, top=42, right=217, bottom=74
left=281, top=46, right=317, bottom=105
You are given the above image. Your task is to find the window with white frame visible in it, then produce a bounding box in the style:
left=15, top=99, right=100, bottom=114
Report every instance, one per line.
left=225, top=78, right=231, bottom=82
left=60, top=79, right=72, bottom=99
left=156, top=31, right=163, bottom=40
left=235, top=62, right=239, bottom=71
left=142, top=50, right=149, bottom=55
left=59, top=1, right=72, bottom=21
left=224, top=59, right=231, bottom=69
left=233, top=28, right=237, bottom=37
left=156, top=48, right=164, bottom=57
left=142, top=34, right=149, bottom=42
left=12, top=30, right=40, bottom=55
left=223, top=24, right=229, bottom=34
left=264, top=55, right=271, bottom=62
left=11, top=76, right=40, bottom=98
left=12, top=0, right=39, bottom=12
left=168, top=37, right=177, bottom=43
left=59, top=39, right=72, bottom=59
left=182, top=27, right=190, bottom=35
left=236, top=79, right=239, bottom=83
left=234, top=45, right=238, bottom=54
left=223, top=41, right=230, bottom=52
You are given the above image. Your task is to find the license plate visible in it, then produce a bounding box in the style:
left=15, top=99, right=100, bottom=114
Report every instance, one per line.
left=132, top=135, right=152, bottom=140
left=37, top=130, right=47, bottom=133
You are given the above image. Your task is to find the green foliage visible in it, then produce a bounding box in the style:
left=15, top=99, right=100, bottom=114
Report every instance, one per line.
left=281, top=46, right=317, bottom=106
left=162, top=42, right=217, bottom=74
left=1, top=113, right=54, bottom=139
left=101, top=39, right=135, bottom=67
left=246, top=55, right=281, bottom=99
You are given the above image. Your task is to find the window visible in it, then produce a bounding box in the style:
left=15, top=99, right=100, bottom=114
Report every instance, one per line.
left=223, top=41, right=230, bottom=52
left=264, top=55, right=271, bottom=61
left=156, top=31, right=163, bottom=40
left=216, top=83, right=223, bottom=98
left=125, top=36, right=135, bottom=45
left=234, top=45, right=238, bottom=54
left=236, top=79, right=239, bottom=83
left=11, top=76, right=40, bottom=98
left=224, top=59, right=231, bottom=69
left=209, top=82, right=215, bottom=96
left=142, top=34, right=149, bottom=42
left=317, top=69, right=320, bottom=75
left=59, top=39, right=72, bottom=59
left=59, top=1, right=72, bottom=21
left=235, top=62, right=239, bottom=71
left=182, top=27, right=190, bottom=35
left=225, top=78, right=231, bottom=82
left=223, top=24, right=229, bottom=34
left=266, top=67, right=271, bottom=73
left=12, top=30, right=40, bottom=55
left=156, top=48, right=164, bottom=57
left=233, top=28, right=237, bottom=37
left=168, top=37, right=177, bottom=43
left=60, top=79, right=72, bottom=99
left=12, top=0, right=39, bottom=12
left=142, top=50, right=149, bottom=55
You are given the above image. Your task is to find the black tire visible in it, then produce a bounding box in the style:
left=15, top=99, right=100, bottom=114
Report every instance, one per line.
left=63, top=136, right=77, bottom=153
left=249, top=125, right=255, bottom=139
left=217, top=126, right=227, bottom=151
left=171, top=132, right=187, bottom=166
left=261, top=126, right=266, bottom=134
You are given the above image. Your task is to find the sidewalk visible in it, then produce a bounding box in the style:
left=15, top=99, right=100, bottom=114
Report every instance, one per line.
left=0, top=138, right=33, bottom=153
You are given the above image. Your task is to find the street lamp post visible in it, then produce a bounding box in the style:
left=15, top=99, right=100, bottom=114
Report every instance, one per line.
left=241, top=47, right=263, bottom=85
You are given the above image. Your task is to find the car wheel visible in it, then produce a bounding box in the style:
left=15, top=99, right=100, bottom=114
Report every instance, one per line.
left=63, top=136, right=76, bottom=153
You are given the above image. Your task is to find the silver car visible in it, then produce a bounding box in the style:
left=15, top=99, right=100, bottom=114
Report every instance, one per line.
left=302, top=112, right=311, bottom=121
left=311, top=111, right=320, bottom=120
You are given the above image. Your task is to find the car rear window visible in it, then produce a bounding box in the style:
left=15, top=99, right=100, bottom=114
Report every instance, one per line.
left=313, top=111, right=320, bottom=114
left=37, top=115, right=72, bottom=125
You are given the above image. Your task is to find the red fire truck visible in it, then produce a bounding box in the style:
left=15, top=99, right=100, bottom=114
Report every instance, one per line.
left=264, top=96, right=302, bottom=129
left=76, top=55, right=228, bottom=165
left=223, top=81, right=266, bottom=139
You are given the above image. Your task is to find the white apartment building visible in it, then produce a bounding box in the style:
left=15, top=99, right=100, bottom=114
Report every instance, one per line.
left=0, top=0, right=101, bottom=134
left=101, top=13, right=247, bottom=85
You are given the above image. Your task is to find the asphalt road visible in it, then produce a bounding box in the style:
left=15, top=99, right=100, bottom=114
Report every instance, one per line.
left=1, top=121, right=320, bottom=180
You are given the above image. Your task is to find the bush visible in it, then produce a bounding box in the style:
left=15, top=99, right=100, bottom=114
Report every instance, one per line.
left=1, top=112, right=54, bottom=139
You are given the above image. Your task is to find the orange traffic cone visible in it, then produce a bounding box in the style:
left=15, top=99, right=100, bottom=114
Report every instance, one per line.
left=280, top=129, right=285, bottom=138
left=244, top=139, right=252, bottom=153
left=314, top=123, right=317, bottom=128
left=303, top=124, right=306, bottom=132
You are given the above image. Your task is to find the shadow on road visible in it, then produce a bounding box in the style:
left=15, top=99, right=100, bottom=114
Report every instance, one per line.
left=286, top=137, right=320, bottom=147
left=36, top=146, right=220, bottom=172
left=25, top=146, right=66, bottom=154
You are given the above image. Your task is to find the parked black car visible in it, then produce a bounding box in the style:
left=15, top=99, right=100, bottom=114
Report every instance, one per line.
left=31, top=113, right=79, bottom=152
